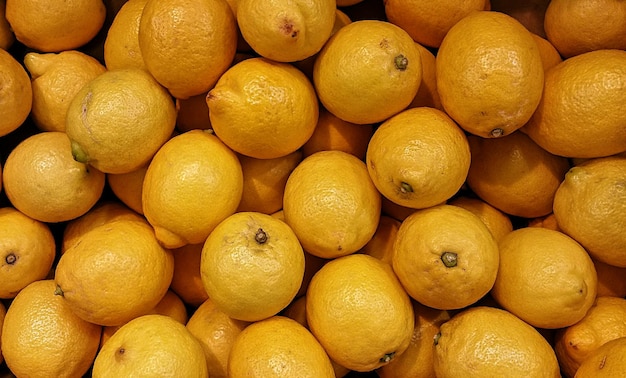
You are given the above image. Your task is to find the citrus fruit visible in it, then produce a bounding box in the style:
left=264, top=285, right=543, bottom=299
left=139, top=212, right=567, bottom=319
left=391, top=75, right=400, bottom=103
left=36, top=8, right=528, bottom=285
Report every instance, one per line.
left=236, top=150, right=303, bottom=214
left=65, top=68, right=177, bottom=175
left=313, top=19, right=422, bottom=124
left=366, top=107, right=470, bottom=209
left=544, top=0, right=626, bottom=58
left=92, top=314, right=207, bottom=377
left=384, top=0, right=489, bottom=48
left=103, top=0, right=148, bottom=70
left=522, top=49, right=626, bottom=158
left=100, top=289, right=188, bottom=348
left=138, top=0, right=238, bottom=99
left=433, top=306, right=561, bottom=377
left=0, top=207, right=56, bottom=298
left=170, top=243, right=209, bottom=307
left=436, top=10, right=544, bottom=138
left=54, top=219, right=175, bottom=326
left=201, top=211, right=305, bottom=322
left=142, top=129, right=243, bottom=248
left=61, top=201, right=146, bottom=254
left=306, top=253, right=414, bottom=372
left=301, top=106, right=374, bottom=161
left=2, top=131, right=106, bottom=223
left=392, top=204, right=499, bottom=310
left=360, top=215, right=401, bottom=265
left=186, top=298, right=250, bottom=377
left=555, top=296, right=626, bottom=377
left=24, top=50, right=106, bottom=133
left=5, top=0, right=106, bottom=52
left=552, top=156, right=626, bottom=267
left=448, top=196, right=513, bottom=242
left=207, top=57, right=319, bottom=159
left=283, top=150, right=381, bottom=259
left=106, top=163, right=149, bottom=215
left=0, top=48, right=32, bottom=137
left=377, top=302, right=452, bottom=378
left=466, top=131, right=570, bottom=218
left=0, top=300, right=5, bottom=364
left=408, top=42, right=442, bottom=110
left=532, top=33, right=563, bottom=72
left=1, top=280, right=102, bottom=378
left=594, top=258, right=626, bottom=298
left=236, top=0, right=336, bottom=62
left=490, top=0, right=550, bottom=37
left=0, top=0, right=14, bottom=49
left=491, top=227, right=598, bottom=329
left=574, top=336, right=626, bottom=377
left=228, top=316, right=335, bottom=377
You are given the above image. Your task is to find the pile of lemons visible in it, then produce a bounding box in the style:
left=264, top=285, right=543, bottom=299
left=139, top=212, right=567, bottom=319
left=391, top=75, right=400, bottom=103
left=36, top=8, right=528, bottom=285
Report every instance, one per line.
left=1, top=0, right=626, bottom=377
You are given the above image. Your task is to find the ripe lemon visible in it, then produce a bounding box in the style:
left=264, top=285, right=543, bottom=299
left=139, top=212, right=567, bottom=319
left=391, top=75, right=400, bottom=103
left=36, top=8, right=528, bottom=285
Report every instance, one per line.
left=65, top=68, right=177, bottom=175
left=138, top=0, right=238, bottom=99
left=54, top=219, right=175, bottom=326
left=142, top=130, right=243, bottom=248
left=523, top=49, right=626, bottom=158
left=1, top=280, right=102, bottom=378
left=103, top=0, right=148, bottom=70
left=2, top=131, right=105, bottom=223
left=490, top=0, right=550, bottom=38
left=0, top=48, right=32, bottom=137
left=93, top=314, right=207, bottom=377
left=24, top=50, right=106, bottom=132
left=466, top=131, right=571, bottom=218
left=237, top=150, right=303, bottom=214
left=301, top=107, right=374, bottom=161
left=201, top=211, right=305, bottom=322
left=594, top=258, right=626, bottom=298
left=186, top=298, right=250, bottom=377
left=366, top=107, right=470, bottom=209
left=0, top=0, right=14, bottom=49
left=491, top=227, right=598, bottom=329
left=555, top=296, right=626, bottom=377
left=5, top=0, right=105, bottom=52
left=306, top=253, right=414, bottom=372
left=100, top=289, right=189, bottom=348
left=384, top=0, right=489, bottom=48
left=360, top=215, right=401, bottom=265
left=575, top=336, right=626, bottom=377
left=392, top=204, right=499, bottom=310
left=236, top=0, right=336, bottom=62
left=409, top=42, right=443, bottom=110
left=106, top=163, right=148, bottom=215
left=377, top=302, right=452, bottom=378
left=283, top=150, right=381, bottom=259
left=433, top=306, right=561, bottom=377
left=313, top=19, right=422, bottom=124
left=532, top=33, right=563, bottom=72
left=436, top=10, right=544, bottom=138
left=0, top=300, right=5, bottom=364
left=175, top=92, right=212, bottom=132
left=207, top=57, right=319, bottom=159
left=544, top=0, right=626, bottom=58
left=228, top=316, right=335, bottom=377
left=61, top=201, right=146, bottom=253
left=448, top=196, right=513, bottom=243
left=0, top=207, right=56, bottom=298
left=553, top=156, right=626, bottom=267
left=170, top=243, right=209, bottom=307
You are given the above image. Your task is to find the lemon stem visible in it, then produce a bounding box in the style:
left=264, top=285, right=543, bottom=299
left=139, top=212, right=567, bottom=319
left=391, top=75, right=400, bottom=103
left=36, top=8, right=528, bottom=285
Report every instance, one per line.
left=255, top=228, right=268, bottom=244
left=54, top=285, right=64, bottom=297
left=379, top=351, right=396, bottom=364
left=400, top=181, right=413, bottom=194
left=5, top=253, right=16, bottom=265
left=394, top=54, right=408, bottom=71
left=70, top=140, right=90, bottom=163
left=441, top=252, right=458, bottom=267
left=490, top=128, right=504, bottom=138
left=433, top=332, right=441, bottom=346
